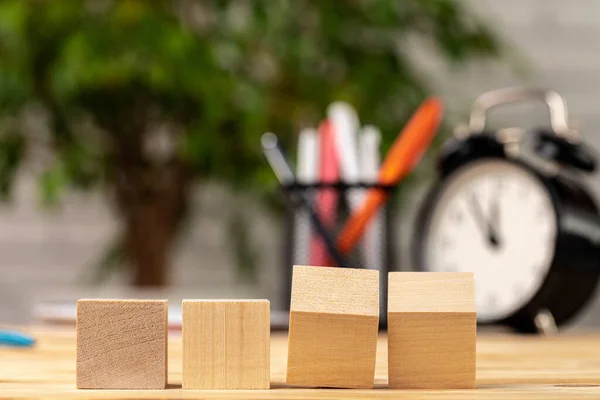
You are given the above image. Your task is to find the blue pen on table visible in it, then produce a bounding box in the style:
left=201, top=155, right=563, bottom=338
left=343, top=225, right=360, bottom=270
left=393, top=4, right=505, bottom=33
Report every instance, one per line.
left=0, top=330, right=36, bottom=347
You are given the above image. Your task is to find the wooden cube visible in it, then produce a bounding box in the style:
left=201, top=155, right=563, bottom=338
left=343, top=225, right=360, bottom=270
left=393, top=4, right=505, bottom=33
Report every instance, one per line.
left=387, top=272, right=476, bottom=389
left=182, top=300, right=270, bottom=390
left=286, top=265, right=379, bottom=389
left=76, top=299, right=168, bottom=389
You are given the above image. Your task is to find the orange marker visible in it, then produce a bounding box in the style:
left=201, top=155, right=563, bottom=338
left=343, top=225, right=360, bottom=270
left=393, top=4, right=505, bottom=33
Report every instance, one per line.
left=337, top=97, right=444, bottom=255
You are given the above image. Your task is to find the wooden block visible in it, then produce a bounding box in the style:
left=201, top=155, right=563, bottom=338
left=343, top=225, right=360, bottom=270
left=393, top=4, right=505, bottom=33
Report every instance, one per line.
left=182, top=300, right=270, bottom=390
left=76, top=299, right=168, bottom=389
left=286, top=265, right=379, bottom=389
left=387, top=272, right=476, bottom=389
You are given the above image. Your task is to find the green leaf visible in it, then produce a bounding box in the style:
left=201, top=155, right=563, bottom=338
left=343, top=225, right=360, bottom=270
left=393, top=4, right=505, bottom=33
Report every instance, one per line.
left=38, top=160, right=68, bottom=206
left=0, top=0, right=510, bottom=283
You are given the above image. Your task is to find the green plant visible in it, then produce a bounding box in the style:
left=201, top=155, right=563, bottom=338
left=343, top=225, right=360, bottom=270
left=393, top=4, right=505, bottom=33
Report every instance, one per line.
left=0, top=0, right=503, bottom=286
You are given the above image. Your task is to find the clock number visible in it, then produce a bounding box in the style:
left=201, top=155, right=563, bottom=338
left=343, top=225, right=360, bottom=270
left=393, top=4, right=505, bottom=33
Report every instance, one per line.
left=444, top=263, right=456, bottom=272
left=496, top=176, right=504, bottom=190
left=487, top=294, right=498, bottom=310
left=452, top=208, right=463, bottom=223
left=440, top=236, right=451, bottom=248
left=518, top=184, right=529, bottom=198
left=513, top=284, right=523, bottom=297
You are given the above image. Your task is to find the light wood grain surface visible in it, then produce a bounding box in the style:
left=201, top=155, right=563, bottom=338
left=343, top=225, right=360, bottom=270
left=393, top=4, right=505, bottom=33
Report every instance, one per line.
left=388, top=272, right=476, bottom=313
left=287, top=266, right=379, bottom=389
left=290, top=266, right=379, bottom=315
left=182, top=300, right=270, bottom=389
left=1, top=327, right=600, bottom=399
left=388, top=273, right=476, bottom=389
left=76, top=300, right=168, bottom=389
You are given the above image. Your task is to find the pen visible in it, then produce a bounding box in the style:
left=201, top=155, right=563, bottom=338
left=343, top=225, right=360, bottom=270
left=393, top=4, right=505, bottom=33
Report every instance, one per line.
left=294, top=128, right=319, bottom=265
left=337, top=97, right=444, bottom=254
left=328, top=102, right=364, bottom=210
left=0, top=330, right=35, bottom=347
left=311, top=120, right=340, bottom=266
left=360, top=124, right=384, bottom=273
left=261, top=133, right=349, bottom=268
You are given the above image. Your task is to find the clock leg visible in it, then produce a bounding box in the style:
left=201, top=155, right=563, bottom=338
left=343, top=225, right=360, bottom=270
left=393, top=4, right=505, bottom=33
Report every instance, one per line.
left=534, top=309, right=557, bottom=335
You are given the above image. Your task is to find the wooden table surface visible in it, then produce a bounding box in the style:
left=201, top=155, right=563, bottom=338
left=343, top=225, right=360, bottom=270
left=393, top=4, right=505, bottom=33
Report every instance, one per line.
left=1, top=327, right=600, bottom=399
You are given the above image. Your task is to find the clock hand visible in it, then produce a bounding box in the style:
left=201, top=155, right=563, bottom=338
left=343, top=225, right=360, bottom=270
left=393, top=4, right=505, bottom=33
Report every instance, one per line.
left=469, top=193, right=500, bottom=247
left=468, top=193, right=488, bottom=239
left=490, top=192, right=502, bottom=246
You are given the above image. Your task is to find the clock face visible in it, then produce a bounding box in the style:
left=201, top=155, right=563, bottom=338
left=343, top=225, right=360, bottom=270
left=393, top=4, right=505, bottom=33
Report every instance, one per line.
left=421, top=159, right=558, bottom=322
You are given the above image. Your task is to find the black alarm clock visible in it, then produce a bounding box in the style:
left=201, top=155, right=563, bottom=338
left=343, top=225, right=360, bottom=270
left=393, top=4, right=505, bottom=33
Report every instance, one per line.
left=413, top=87, right=600, bottom=333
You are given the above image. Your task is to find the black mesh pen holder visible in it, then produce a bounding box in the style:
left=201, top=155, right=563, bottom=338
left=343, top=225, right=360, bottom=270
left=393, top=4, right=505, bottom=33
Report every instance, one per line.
left=280, top=181, right=397, bottom=328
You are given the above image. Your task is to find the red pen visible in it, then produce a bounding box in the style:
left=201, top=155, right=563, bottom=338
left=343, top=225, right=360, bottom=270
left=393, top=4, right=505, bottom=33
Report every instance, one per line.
left=310, top=120, right=340, bottom=266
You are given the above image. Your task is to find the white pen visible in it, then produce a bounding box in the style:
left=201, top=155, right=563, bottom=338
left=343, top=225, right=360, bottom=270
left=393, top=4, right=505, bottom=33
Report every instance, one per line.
left=294, top=128, right=319, bottom=266
left=360, top=124, right=385, bottom=318
left=360, top=125, right=384, bottom=272
left=327, top=101, right=364, bottom=210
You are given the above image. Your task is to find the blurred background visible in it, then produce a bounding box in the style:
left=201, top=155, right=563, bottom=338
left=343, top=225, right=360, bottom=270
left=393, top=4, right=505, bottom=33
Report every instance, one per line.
left=0, top=0, right=599, bottom=328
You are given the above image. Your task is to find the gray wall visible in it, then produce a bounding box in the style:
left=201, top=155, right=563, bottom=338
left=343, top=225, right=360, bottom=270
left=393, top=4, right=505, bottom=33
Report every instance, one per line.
left=1, top=0, right=600, bottom=328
